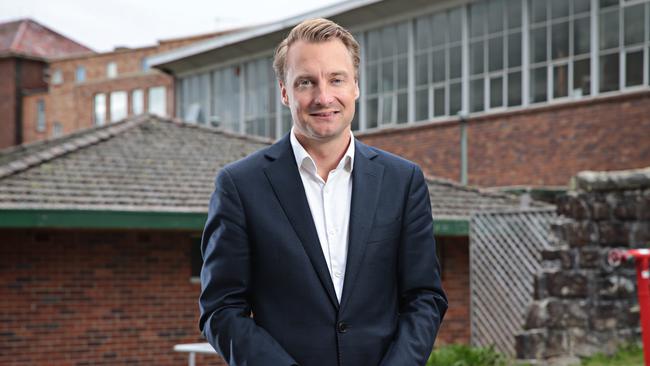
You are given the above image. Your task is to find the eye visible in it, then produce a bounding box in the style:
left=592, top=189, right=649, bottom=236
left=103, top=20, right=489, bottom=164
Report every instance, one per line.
left=297, top=79, right=312, bottom=87
left=331, top=78, right=343, bottom=85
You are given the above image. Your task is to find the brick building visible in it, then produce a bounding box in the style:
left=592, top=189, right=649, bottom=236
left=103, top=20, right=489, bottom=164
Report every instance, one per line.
left=0, top=114, right=544, bottom=364
left=0, top=18, right=236, bottom=149
left=149, top=0, right=650, bottom=191
left=0, top=19, right=92, bottom=150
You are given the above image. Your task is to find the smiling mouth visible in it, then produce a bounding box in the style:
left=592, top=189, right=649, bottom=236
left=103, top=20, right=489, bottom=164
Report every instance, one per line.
left=309, top=111, right=340, bottom=117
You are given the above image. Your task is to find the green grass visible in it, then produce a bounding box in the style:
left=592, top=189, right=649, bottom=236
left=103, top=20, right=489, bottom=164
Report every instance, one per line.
left=427, top=344, right=510, bottom=366
left=577, top=343, right=644, bottom=366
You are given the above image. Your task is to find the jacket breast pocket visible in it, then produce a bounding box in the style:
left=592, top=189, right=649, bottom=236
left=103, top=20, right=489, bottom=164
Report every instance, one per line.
left=367, top=217, right=402, bottom=244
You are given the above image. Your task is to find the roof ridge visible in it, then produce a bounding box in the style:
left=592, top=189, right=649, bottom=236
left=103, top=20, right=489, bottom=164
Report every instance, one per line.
left=154, top=114, right=274, bottom=145
left=423, top=174, right=521, bottom=200
left=8, top=19, right=27, bottom=52
left=0, top=115, right=147, bottom=179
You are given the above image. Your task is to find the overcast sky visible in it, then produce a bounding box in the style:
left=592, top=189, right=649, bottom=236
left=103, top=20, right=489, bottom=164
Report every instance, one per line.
left=0, top=0, right=342, bottom=52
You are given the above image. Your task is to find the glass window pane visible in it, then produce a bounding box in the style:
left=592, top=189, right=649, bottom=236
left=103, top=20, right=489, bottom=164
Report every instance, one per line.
left=471, top=78, right=484, bottom=112
left=488, top=0, right=504, bottom=33
left=367, top=97, right=378, bottom=128
left=531, top=26, right=548, bottom=63
left=573, top=58, right=591, bottom=96
left=449, top=82, right=462, bottom=115
left=552, top=21, right=569, bottom=59
left=508, top=0, right=522, bottom=29
left=553, top=64, right=569, bottom=98
left=531, top=0, right=547, bottom=24
left=415, top=16, right=432, bottom=50
left=508, top=71, right=522, bottom=106
left=490, top=76, right=503, bottom=108
left=489, top=36, right=504, bottom=72
left=626, top=50, right=644, bottom=87
left=110, top=91, right=128, bottom=122
left=381, top=60, right=394, bottom=92
left=132, top=89, right=144, bottom=115
left=624, top=4, right=645, bottom=46
left=574, top=17, right=591, bottom=55
left=449, top=46, right=462, bottom=79
left=551, top=0, right=569, bottom=19
left=470, top=2, right=487, bottom=37
left=449, top=8, right=463, bottom=43
left=397, top=22, right=409, bottom=54
left=433, top=49, right=446, bottom=82
left=508, top=32, right=522, bottom=68
left=381, top=95, right=393, bottom=124
left=381, top=26, right=397, bottom=58
left=433, top=87, right=445, bottom=117
left=367, top=30, right=381, bottom=60
left=398, top=57, right=408, bottom=89
left=471, top=41, right=484, bottom=75
left=415, top=88, right=429, bottom=121
left=368, top=63, right=379, bottom=93
left=574, top=0, right=591, bottom=14
left=531, top=66, right=547, bottom=103
left=148, top=86, right=167, bottom=116
left=415, top=54, right=429, bottom=86
left=599, top=0, right=618, bottom=9
left=432, top=13, right=447, bottom=47
left=600, top=10, right=619, bottom=50
left=397, top=92, right=408, bottom=123
left=599, top=53, right=619, bottom=92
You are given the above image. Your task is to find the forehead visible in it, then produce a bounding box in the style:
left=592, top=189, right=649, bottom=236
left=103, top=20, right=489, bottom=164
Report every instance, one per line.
left=285, top=39, right=354, bottom=77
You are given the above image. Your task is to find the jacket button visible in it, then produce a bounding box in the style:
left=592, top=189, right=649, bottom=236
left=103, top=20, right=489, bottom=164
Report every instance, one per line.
left=337, top=321, right=348, bottom=333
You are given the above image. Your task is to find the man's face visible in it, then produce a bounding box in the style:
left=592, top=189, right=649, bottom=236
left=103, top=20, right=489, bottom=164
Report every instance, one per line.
left=280, top=39, right=359, bottom=143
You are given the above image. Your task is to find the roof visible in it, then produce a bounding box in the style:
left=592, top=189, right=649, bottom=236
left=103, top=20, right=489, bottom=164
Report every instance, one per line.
left=0, top=18, right=93, bottom=60
left=0, top=115, right=549, bottom=232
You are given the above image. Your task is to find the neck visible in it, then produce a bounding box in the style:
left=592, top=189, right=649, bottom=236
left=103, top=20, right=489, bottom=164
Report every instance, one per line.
left=295, top=130, right=351, bottom=181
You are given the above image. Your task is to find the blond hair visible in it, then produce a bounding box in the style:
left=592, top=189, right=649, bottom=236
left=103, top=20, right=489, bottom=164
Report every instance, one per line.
left=273, top=18, right=360, bottom=83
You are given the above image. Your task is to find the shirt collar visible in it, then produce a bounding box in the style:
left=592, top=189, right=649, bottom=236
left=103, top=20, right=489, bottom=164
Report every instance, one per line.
left=290, top=127, right=355, bottom=175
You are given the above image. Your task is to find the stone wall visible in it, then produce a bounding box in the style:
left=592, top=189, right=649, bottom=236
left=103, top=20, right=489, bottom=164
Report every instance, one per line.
left=516, top=167, right=650, bottom=365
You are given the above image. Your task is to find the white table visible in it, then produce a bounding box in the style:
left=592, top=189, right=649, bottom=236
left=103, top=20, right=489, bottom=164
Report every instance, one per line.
left=173, top=342, right=218, bottom=366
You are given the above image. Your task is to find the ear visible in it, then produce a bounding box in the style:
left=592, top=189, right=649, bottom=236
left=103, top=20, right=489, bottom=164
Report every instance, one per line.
left=279, top=80, right=289, bottom=106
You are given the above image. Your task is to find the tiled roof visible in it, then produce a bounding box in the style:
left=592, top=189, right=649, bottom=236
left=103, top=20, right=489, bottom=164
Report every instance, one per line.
left=0, top=115, right=549, bottom=217
left=0, top=19, right=92, bottom=59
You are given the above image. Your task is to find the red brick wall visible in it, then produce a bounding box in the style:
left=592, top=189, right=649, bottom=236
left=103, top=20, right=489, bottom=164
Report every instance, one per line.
left=0, top=58, right=17, bottom=149
left=437, top=236, right=470, bottom=345
left=0, top=229, right=225, bottom=366
left=358, top=91, right=650, bottom=188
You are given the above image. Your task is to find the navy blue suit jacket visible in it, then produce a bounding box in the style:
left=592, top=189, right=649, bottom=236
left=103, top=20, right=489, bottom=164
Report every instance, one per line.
left=199, top=134, right=447, bottom=366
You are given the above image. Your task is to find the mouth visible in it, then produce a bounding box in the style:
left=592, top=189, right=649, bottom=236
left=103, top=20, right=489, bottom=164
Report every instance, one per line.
left=309, top=111, right=340, bottom=118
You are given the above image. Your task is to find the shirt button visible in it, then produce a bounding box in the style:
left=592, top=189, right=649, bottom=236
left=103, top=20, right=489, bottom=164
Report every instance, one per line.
left=337, top=321, right=348, bottom=333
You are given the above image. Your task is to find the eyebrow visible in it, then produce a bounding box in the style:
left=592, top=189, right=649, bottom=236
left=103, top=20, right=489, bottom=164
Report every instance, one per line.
left=294, top=71, right=350, bottom=80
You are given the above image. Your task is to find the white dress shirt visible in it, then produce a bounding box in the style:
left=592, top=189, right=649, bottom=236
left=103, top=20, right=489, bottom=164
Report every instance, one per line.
left=290, top=128, right=354, bottom=303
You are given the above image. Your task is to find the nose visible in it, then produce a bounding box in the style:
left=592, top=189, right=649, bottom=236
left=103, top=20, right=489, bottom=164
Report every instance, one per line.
left=314, top=82, right=335, bottom=106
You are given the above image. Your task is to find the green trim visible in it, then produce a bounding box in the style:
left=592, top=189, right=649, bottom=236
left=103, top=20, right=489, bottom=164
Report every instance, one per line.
left=0, top=209, right=207, bottom=230
left=434, top=219, right=469, bottom=236
left=0, top=209, right=469, bottom=235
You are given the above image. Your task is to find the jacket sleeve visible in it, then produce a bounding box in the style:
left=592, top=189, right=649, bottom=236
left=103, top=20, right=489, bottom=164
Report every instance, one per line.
left=199, top=168, right=298, bottom=366
left=379, top=165, right=448, bottom=366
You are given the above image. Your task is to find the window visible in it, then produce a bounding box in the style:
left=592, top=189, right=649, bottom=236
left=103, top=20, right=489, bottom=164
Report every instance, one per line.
left=110, top=91, right=128, bottom=122
left=182, top=73, right=211, bottom=123
left=36, top=100, right=45, bottom=132
left=244, top=58, right=276, bottom=137
left=414, top=8, right=464, bottom=120
left=191, top=237, right=202, bottom=281
left=141, top=58, right=149, bottom=72
left=52, top=122, right=63, bottom=138
left=76, top=66, right=86, bottom=83
left=51, top=69, right=63, bottom=85
left=211, top=65, right=242, bottom=131
left=94, top=93, right=107, bottom=126
left=364, top=21, right=409, bottom=127
left=148, top=86, right=167, bottom=116
left=528, top=0, right=592, bottom=103
left=131, top=89, right=144, bottom=115
left=107, top=62, right=118, bottom=78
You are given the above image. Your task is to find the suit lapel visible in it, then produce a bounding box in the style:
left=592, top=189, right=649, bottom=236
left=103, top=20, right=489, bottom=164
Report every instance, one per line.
left=340, top=141, right=384, bottom=310
left=263, top=135, right=339, bottom=310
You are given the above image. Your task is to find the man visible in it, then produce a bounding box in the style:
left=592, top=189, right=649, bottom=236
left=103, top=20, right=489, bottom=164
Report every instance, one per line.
left=200, top=18, right=447, bottom=366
